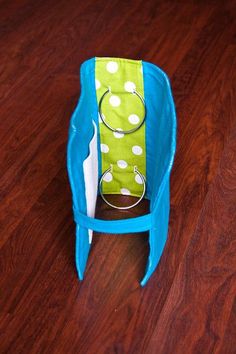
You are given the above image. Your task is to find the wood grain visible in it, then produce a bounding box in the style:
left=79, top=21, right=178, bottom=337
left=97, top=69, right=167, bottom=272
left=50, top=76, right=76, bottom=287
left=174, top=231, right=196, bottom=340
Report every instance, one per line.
left=0, top=1, right=235, bottom=353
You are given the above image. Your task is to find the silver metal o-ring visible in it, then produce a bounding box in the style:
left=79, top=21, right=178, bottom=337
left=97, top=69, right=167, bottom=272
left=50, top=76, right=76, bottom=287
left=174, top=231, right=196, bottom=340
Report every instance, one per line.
left=99, top=166, right=146, bottom=210
left=98, top=89, right=146, bottom=134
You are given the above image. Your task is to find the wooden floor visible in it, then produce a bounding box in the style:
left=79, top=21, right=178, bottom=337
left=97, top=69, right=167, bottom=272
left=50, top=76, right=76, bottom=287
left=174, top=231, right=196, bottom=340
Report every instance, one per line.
left=1, top=1, right=236, bottom=353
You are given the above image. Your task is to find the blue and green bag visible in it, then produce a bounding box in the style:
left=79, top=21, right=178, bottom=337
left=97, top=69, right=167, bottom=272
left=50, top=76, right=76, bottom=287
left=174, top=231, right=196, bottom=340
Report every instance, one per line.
left=67, top=57, right=176, bottom=286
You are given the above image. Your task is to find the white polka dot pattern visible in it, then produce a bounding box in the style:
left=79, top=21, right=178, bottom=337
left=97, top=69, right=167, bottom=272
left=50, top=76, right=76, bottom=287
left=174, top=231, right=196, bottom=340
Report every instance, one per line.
left=120, top=188, right=130, bottom=195
left=101, top=143, right=109, bottom=153
left=113, top=128, right=124, bottom=138
left=135, top=174, right=143, bottom=184
left=109, top=95, right=121, bottom=107
left=128, top=114, right=140, bottom=125
left=132, top=145, right=143, bottom=155
left=96, top=58, right=145, bottom=198
left=117, top=160, right=128, bottom=169
left=95, top=79, right=101, bottom=90
left=106, top=61, right=118, bottom=73
left=99, top=113, right=105, bottom=123
left=103, top=172, right=113, bottom=182
left=124, top=81, right=136, bottom=92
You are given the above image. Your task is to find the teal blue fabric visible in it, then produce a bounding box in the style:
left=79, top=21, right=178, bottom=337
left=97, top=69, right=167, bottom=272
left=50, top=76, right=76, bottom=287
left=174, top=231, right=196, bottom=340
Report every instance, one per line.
left=67, top=57, right=176, bottom=286
left=74, top=209, right=152, bottom=233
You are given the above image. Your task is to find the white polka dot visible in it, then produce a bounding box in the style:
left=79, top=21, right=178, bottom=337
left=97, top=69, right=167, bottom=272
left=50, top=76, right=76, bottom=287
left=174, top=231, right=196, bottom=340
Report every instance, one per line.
left=95, top=79, right=101, bottom=90
left=113, top=128, right=124, bottom=138
left=103, top=172, right=113, bottom=182
left=124, top=81, right=136, bottom=93
left=106, top=61, right=118, bottom=73
left=109, top=95, right=121, bottom=107
left=99, top=113, right=105, bottom=123
left=135, top=174, right=143, bottom=184
left=132, top=145, right=143, bottom=155
left=120, top=188, right=130, bottom=195
left=128, top=114, right=140, bottom=125
left=117, top=160, right=128, bottom=169
left=101, top=143, right=109, bottom=153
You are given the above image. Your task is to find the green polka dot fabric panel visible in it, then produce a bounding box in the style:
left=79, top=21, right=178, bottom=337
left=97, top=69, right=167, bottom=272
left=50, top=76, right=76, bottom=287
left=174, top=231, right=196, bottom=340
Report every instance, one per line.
left=95, top=57, right=146, bottom=198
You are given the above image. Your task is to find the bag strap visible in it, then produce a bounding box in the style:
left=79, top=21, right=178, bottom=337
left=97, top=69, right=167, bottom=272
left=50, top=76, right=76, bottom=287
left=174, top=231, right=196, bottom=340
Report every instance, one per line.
left=73, top=209, right=152, bottom=234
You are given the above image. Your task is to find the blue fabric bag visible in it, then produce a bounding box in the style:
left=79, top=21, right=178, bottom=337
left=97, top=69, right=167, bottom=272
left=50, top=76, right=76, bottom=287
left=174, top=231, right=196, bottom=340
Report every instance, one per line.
left=67, top=57, right=176, bottom=286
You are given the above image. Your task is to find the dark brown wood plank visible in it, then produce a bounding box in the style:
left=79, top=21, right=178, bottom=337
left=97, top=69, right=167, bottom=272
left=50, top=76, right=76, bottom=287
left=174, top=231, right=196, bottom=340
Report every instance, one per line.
left=0, top=1, right=235, bottom=353
left=147, top=95, right=236, bottom=354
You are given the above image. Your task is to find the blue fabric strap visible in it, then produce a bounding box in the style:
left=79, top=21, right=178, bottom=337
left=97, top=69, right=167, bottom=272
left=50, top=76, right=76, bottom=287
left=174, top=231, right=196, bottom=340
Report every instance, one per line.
left=74, top=210, right=153, bottom=234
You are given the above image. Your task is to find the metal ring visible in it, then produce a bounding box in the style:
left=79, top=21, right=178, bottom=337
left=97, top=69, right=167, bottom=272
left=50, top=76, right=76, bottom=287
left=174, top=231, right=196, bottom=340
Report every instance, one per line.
left=99, top=166, right=146, bottom=210
left=98, top=88, right=146, bottom=134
